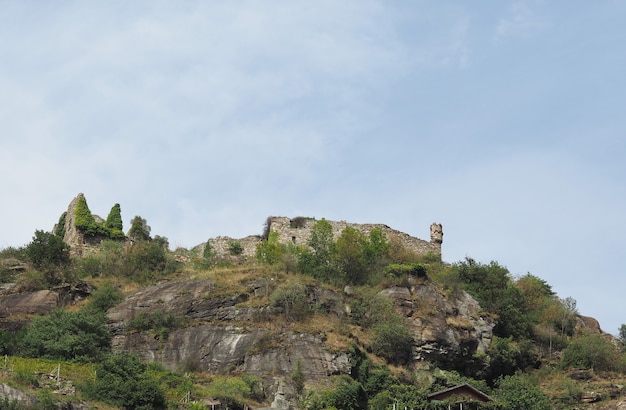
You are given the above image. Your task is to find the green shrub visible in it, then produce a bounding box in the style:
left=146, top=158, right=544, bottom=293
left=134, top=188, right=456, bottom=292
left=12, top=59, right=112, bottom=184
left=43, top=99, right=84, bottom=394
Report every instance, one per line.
left=369, top=384, right=428, bottom=410
left=384, top=263, right=427, bottom=278
left=25, top=230, right=70, bottom=270
left=371, top=316, right=414, bottom=365
left=228, top=240, right=244, bottom=256
left=105, top=204, right=125, bottom=239
left=453, top=258, right=532, bottom=339
left=256, top=230, right=284, bottom=265
left=349, top=292, right=394, bottom=329
left=16, top=269, right=50, bottom=292
left=494, top=374, right=551, bottom=410
left=311, top=377, right=367, bottom=410
left=128, top=216, right=151, bottom=242
left=86, top=282, right=124, bottom=313
left=75, top=254, right=103, bottom=277
left=126, top=310, right=185, bottom=340
left=486, top=336, right=539, bottom=384
left=270, top=283, right=311, bottom=322
left=20, top=309, right=111, bottom=362
left=336, top=227, right=367, bottom=285
left=561, top=334, right=619, bottom=371
left=81, top=352, right=166, bottom=409
left=54, top=211, right=67, bottom=237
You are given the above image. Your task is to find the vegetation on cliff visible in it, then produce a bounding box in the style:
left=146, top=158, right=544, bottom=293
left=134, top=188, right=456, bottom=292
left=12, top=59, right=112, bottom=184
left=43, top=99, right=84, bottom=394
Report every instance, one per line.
left=1, top=200, right=626, bottom=409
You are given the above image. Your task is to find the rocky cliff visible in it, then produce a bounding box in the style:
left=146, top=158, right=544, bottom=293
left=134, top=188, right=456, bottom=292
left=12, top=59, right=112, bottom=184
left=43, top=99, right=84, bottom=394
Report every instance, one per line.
left=102, top=275, right=494, bottom=405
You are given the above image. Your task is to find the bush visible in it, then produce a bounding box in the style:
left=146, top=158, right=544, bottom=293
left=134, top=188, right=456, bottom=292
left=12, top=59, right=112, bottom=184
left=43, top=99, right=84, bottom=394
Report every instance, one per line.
left=128, top=216, right=151, bottom=242
left=74, top=195, right=108, bottom=237
left=25, top=230, right=70, bottom=270
left=81, top=352, right=166, bottom=409
left=308, top=377, right=367, bottom=410
left=349, top=292, right=394, bottom=329
left=494, top=374, right=551, bottom=410
left=20, top=309, right=111, bottom=362
left=384, top=263, right=427, bottom=278
left=561, top=334, right=619, bottom=371
left=371, top=316, right=414, bottom=365
left=453, top=258, right=532, bottom=339
left=270, top=282, right=311, bottom=322
left=486, top=336, right=539, bottom=385
left=228, top=240, right=244, bottom=256
left=86, top=282, right=124, bottom=313
left=125, top=240, right=179, bottom=282
left=126, top=310, right=185, bottom=340
left=54, top=211, right=67, bottom=237
left=369, top=384, right=428, bottom=410
left=105, top=204, right=125, bottom=239
left=15, top=269, right=51, bottom=292
left=256, top=230, right=284, bottom=265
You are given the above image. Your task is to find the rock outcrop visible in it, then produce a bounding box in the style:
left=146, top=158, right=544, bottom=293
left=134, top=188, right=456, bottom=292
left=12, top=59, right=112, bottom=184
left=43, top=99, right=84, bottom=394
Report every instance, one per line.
left=105, top=276, right=494, bottom=406
left=56, top=193, right=107, bottom=249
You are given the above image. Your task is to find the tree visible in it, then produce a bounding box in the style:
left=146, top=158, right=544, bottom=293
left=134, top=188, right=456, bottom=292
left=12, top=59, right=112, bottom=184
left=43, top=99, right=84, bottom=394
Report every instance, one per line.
left=270, top=282, right=311, bottom=322
left=362, top=227, right=390, bottom=268
left=619, top=324, right=626, bottom=351
left=256, top=230, right=284, bottom=265
left=54, top=212, right=67, bottom=237
left=128, top=216, right=151, bottom=242
left=369, top=384, right=428, bottom=410
left=486, top=336, right=539, bottom=385
left=25, top=230, right=70, bottom=270
left=81, top=352, right=166, bottom=409
left=105, top=203, right=125, bottom=239
left=126, top=240, right=169, bottom=278
left=561, top=334, right=618, bottom=371
left=336, top=227, right=367, bottom=285
left=454, top=258, right=532, bottom=339
left=86, top=283, right=124, bottom=313
left=558, top=297, right=578, bottom=337
left=298, top=219, right=339, bottom=282
left=74, top=195, right=107, bottom=237
left=494, top=374, right=552, bottom=410
left=20, top=309, right=111, bottom=362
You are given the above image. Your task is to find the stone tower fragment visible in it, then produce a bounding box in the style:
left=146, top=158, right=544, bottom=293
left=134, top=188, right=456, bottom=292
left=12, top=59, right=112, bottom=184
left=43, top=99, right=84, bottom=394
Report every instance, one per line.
left=430, top=223, right=443, bottom=245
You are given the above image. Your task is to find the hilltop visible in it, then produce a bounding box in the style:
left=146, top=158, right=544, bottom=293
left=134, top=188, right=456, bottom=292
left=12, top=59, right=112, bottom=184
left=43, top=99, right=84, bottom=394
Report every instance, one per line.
left=1, top=194, right=625, bottom=409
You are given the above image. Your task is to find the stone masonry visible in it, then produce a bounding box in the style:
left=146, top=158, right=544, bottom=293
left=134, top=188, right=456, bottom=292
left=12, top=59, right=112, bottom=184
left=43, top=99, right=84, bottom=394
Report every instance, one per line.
left=201, top=217, right=442, bottom=259
left=267, top=216, right=442, bottom=256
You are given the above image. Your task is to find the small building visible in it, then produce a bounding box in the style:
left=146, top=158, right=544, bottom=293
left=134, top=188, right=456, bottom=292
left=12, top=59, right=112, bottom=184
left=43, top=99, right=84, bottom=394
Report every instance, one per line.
left=427, top=383, right=494, bottom=409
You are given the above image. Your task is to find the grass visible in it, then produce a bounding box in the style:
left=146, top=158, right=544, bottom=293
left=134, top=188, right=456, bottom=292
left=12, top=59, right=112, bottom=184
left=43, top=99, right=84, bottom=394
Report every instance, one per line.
left=0, top=356, right=96, bottom=383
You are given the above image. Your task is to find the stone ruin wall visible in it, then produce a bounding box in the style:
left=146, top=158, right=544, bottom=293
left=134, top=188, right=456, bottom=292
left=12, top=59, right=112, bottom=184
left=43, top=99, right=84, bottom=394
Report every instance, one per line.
left=200, top=217, right=442, bottom=259
left=266, top=216, right=442, bottom=257
left=205, top=235, right=262, bottom=259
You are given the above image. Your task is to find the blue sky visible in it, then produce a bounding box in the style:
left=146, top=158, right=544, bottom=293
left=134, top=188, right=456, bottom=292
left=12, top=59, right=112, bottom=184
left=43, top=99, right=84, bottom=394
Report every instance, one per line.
left=1, top=1, right=625, bottom=334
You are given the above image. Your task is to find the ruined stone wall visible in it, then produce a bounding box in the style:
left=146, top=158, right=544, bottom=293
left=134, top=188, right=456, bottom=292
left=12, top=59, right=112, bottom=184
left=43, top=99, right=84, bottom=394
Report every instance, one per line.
left=267, top=216, right=442, bottom=257
left=203, top=235, right=262, bottom=260
left=201, top=217, right=442, bottom=259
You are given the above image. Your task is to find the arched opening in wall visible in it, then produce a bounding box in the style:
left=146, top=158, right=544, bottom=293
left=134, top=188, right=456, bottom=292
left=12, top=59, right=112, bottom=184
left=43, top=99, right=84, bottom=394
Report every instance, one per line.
left=291, top=236, right=296, bottom=243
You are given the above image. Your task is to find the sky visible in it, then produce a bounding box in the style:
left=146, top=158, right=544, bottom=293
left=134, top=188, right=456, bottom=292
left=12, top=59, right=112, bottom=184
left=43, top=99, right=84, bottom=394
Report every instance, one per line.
left=1, top=1, right=625, bottom=334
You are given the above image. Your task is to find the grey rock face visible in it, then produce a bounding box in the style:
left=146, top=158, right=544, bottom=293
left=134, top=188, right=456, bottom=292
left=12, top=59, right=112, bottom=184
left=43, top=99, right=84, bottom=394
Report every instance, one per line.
left=106, top=276, right=494, bottom=407
left=378, top=282, right=495, bottom=369
left=0, top=290, right=59, bottom=318
left=0, top=383, right=39, bottom=407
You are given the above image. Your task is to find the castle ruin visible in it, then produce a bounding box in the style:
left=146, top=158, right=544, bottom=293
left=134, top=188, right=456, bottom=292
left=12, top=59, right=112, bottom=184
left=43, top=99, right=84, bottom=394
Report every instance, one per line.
left=202, top=217, right=442, bottom=260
